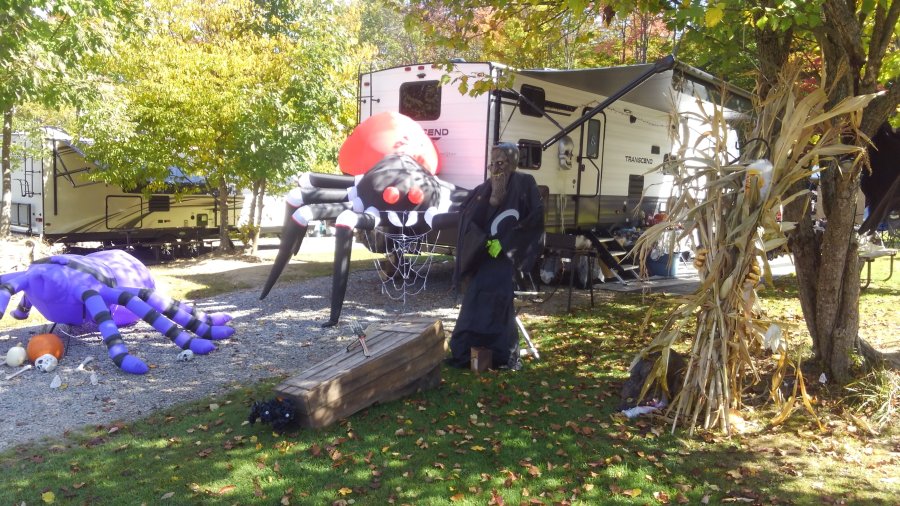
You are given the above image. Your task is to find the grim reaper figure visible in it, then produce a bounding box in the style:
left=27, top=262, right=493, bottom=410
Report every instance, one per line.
left=447, top=142, right=544, bottom=370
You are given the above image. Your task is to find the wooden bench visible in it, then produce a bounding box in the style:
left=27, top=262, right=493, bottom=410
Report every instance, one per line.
left=275, top=317, right=446, bottom=428
left=860, top=247, right=897, bottom=289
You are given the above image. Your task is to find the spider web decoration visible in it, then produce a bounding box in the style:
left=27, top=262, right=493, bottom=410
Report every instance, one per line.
left=368, top=228, right=440, bottom=304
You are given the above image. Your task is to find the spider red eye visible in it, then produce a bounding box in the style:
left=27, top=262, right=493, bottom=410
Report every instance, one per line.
left=382, top=186, right=400, bottom=204
left=407, top=186, right=424, bottom=205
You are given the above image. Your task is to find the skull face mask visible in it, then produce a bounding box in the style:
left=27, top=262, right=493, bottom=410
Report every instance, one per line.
left=489, top=142, right=519, bottom=206
left=558, top=135, right=574, bottom=170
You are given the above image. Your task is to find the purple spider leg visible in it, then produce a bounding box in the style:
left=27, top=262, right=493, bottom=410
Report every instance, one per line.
left=12, top=294, right=32, bottom=320
left=82, top=289, right=150, bottom=375
left=122, top=287, right=234, bottom=338
left=0, top=272, right=28, bottom=319
left=99, top=286, right=216, bottom=355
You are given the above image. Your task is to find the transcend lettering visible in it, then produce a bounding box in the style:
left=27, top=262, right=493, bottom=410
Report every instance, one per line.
left=425, top=128, right=449, bottom=138
left=625, top=155, right=654, bottom=164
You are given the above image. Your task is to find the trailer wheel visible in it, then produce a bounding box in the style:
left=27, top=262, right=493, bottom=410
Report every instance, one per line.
left=158, top=235, right=179, bottom=260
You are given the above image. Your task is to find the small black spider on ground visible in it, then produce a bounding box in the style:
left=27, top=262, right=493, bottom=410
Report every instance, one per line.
left=248, top=397, right=299, bottom=434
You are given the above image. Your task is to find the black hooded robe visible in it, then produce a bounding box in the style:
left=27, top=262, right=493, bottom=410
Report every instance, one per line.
left=448, top=172, right=544, bottom=369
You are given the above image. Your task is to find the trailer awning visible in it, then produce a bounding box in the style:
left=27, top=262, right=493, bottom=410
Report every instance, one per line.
left=517, top=60, right=752, bottom=114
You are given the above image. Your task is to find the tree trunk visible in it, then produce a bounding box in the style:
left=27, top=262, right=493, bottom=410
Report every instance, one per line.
left=1, top=107, right=14, bottom=238
left=251, top=178, right=266, bottom=256
left=217, top=176, right=233, bottom=252
left=781, top=0, right=900, bottom=382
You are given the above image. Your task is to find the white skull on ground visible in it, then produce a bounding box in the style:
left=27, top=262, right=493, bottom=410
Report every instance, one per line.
left=177, top=349, right=194, bottom=362
left=34, top=354, right=58, bottom=373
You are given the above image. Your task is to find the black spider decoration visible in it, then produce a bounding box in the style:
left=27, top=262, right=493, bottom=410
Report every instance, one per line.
left=248, top=397, right=299, bottom=434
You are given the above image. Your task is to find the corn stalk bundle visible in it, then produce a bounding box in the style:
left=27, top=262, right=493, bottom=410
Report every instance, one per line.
left=632, top=64, right=876, bottom=434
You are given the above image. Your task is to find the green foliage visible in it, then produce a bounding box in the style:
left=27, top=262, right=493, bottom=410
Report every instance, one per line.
left=74, top=0, right=361, bottom=196
left=403, top=1, right=674, bottom=70
left=0, top=0, right=141, bottom=111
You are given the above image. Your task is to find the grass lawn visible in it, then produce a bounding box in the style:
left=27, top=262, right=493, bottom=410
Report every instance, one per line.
left=0, top=255, right=897, bottom=505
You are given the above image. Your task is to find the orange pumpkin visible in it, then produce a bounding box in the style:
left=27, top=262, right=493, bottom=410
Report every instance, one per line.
left=26, top=333, right=65, bottom=362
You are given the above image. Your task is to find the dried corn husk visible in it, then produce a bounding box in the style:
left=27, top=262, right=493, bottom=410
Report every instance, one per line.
left=631, top=62, right=876, bottom=434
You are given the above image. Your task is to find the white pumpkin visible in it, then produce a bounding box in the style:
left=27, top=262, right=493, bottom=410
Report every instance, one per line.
left=5, top=344, right=27, bottom=367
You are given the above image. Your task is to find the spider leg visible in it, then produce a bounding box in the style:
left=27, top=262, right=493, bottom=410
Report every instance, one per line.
left=323, top=208, right=379, bottom=328
left=82, top=289, right=150, bottom=375
left=11, top=294, right=32, bottom=320
left=122, top=287, right=234, bottom=339
left=261, top=185, right=352, bottom=299
left=99, top=286, right=217, bottom=355
left=0, top=272, right=28, bottom=320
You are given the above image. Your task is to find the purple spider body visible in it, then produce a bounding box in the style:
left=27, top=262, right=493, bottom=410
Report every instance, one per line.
left=1, top=250, right=234, bottom=374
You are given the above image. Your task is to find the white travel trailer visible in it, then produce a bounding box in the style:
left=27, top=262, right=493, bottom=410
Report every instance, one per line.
left=3, top=128, right=242, bottom=248
left=358, top=56, right=751, bottom=282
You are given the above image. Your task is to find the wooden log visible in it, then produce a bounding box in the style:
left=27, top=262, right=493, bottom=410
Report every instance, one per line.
left=275, top=317, right=446, bottom=428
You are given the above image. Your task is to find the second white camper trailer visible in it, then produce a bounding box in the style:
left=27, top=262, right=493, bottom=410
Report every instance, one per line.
left=4, top=128, right=241, bottom=248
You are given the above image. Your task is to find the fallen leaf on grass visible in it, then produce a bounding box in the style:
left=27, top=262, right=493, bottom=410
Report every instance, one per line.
left=41, top=491, right=55, bottom=503
left=216, top=485, right=236, bottom=495
left=160, top=492, right=175, bottom=499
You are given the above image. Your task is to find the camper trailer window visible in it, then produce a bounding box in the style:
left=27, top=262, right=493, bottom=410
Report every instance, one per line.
left=517, top=139, right=542, bottom=169
left=585, top=119, right=601, bottom=159
left=399, top=81, right=441, bottom=121
left=11, top=203, right=31, bottom=229
left=519, top=84, right=545, bottom=118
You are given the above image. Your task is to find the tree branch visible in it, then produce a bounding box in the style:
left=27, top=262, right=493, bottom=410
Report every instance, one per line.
left=861, top=0, right=900, bottom=93
left=822, top=0, right=866, bottom=72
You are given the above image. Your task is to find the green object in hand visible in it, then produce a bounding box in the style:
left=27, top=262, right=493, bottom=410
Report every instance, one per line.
left=486, top=239, right=502, bottom=258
